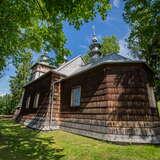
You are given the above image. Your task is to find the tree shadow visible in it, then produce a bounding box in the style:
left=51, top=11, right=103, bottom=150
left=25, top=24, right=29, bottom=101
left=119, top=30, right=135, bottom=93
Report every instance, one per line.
left=26, top=91, right=50, bottom=130
left=0, top=120, right=64, bottom=160
left=15, top=91, right=51, bottom=131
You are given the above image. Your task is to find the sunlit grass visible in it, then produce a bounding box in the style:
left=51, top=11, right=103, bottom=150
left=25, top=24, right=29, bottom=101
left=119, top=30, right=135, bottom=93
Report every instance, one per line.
left=0, top=119, right=160, bottom=160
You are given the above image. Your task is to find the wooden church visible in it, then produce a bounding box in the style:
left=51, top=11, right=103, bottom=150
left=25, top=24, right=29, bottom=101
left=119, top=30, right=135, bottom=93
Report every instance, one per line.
left=14, top=32, right=160, bottom=144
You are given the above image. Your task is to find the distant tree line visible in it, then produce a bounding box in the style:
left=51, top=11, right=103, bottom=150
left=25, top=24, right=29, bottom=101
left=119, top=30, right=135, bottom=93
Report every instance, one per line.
left=0, top=94, right=15, bottom=115
left=0, top=52, right=32, bottom=115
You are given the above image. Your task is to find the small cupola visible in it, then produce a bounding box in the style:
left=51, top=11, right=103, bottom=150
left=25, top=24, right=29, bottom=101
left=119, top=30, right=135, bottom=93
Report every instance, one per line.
left=38, top=54, right=50, bottom=65
left=30, top=53, right=55, bottom=81
left=89, top=26, right=101, bottom=59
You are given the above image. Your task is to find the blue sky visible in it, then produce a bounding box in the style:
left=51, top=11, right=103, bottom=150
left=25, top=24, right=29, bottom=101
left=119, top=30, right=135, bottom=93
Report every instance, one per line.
left=0, top=0, right=130, bottom=95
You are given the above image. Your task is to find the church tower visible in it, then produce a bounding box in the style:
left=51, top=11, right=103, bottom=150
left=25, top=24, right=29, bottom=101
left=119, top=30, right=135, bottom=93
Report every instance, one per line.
left=30, top=54, right=55, bottom=81
left=89, top=26, right=101, bottom=59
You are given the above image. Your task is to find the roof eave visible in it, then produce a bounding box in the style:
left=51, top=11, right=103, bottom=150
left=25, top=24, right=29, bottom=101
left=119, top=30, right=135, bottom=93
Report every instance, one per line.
left=23, top=70, right=67, bottom=88
left=61, top=61, right=153, bottom=82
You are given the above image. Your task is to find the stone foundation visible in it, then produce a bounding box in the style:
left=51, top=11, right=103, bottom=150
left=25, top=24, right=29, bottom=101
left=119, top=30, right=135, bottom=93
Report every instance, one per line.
left=60, top=126, right=160, bottom=144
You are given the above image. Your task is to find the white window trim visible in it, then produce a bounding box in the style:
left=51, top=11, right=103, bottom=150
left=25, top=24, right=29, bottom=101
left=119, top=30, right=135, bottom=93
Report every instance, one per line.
left=33, top=93, right=40, bottom=108
left=26, top=96, right=31, bottom=109
left=71, top=86, right=81, bottom=107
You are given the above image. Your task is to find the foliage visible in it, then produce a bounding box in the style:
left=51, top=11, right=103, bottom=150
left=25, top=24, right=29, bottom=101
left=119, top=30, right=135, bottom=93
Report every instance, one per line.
left=0, top=0, right=111, bottom=73
left=123, top=0, right=160, bottom=100
left=0, top=53, right=32, bottom=115
left=0, top=94, right=13, bottom=115
left=123, top=0, right=160, bottom=62
left=155, top=79, right=160, bottom=100
left=1, top=119, right=160, bottom=160
left=9, top=52, right=32, bottom=112
left=100, top=35, right=120, bottom=55
left=83, top=52, right=91, bottom=63
left=83, top=35, right=120, bottom=62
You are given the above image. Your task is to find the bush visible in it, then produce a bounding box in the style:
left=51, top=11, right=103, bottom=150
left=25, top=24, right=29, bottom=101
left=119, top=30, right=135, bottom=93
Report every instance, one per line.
left=0, top=94, right=15, bottom=115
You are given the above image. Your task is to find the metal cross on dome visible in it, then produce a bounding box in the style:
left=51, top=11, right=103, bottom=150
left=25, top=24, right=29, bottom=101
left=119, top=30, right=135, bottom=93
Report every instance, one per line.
left=91, top=25, right=98, bottom=43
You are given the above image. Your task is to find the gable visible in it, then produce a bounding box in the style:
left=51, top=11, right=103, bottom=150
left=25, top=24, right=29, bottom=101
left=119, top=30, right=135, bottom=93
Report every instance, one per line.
left=56, top=56, right=85, bottom=76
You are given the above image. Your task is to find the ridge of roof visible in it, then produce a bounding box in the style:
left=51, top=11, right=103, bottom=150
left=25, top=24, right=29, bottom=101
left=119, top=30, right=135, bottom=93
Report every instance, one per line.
left=104, top=53, right=132, bottom=61
left=88, top=53, right=132, bottom=64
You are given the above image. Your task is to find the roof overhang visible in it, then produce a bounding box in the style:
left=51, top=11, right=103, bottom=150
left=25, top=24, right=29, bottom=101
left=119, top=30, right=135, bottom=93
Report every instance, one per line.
left=60, top=61, right=154, bottom=82
left=24, top=70, right=66, bottom=88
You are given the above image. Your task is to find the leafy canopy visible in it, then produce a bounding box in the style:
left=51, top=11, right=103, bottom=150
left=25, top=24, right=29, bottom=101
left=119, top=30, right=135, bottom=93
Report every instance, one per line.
left=123, top=0, right=160, bottom=64
left=123, top=0, right=160, bottom=100
left=0, top=0, right=111, bottom=72
left=100, top=35, right=120, bottom=55
left=9, top=52, right=32, bottom=111
left=0, top=94, right=13, bottom=114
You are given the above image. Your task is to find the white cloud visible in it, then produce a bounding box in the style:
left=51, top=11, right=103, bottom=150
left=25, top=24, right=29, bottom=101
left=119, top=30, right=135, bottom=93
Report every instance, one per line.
left=79, top=45, right=88, bottom=49
left=118, top=30, right=134, bottom=59
left=119, top=39, right=129, bottom=57
left=0, top=91, right=7, bottom=97
left=113, top=0, right=120, bottom=8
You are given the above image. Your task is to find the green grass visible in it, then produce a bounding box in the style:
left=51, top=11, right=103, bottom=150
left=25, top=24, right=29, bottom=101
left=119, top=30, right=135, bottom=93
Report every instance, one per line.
left=0, top=120, right=160, bottom=160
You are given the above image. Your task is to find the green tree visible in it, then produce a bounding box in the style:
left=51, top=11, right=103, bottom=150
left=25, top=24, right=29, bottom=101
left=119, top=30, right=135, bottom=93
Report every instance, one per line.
left=123, top=0, right=160, bottom=65
left=0, top=94, right=13, bottom=115
left=0, top=0, right=111, bottom=73
left=9, top=52, right=32, bottom=111
left=100, top=35, right=120, bottom=55
left=123, top=0, right=160, bottom=100
left=83, top=35, right=120, bottom=62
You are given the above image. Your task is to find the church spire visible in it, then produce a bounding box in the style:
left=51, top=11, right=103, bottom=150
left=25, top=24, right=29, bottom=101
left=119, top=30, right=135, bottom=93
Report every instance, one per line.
left=89, top=26, right=101, bottom=58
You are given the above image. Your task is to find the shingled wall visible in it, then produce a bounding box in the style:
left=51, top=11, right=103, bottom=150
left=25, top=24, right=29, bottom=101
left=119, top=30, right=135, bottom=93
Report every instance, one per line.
left=59, top=63, right=160, bottom=144
left=19, top=71, right=65, bottom=130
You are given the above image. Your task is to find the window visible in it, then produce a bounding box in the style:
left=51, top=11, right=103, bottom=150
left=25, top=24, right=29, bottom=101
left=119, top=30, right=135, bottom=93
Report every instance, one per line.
left=33, top=93, right=40, bottom=108
left=71, top=86, right=81, bottom=107
left=26, top=96, right=31, bottom=109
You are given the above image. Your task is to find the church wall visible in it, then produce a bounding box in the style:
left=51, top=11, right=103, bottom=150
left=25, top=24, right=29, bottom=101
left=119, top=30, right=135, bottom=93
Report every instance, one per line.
left=59, top=63, right=160, bottom=143
left=20, top=73, right=52, bottom=129
left=20, top=71, right=65, bottom=130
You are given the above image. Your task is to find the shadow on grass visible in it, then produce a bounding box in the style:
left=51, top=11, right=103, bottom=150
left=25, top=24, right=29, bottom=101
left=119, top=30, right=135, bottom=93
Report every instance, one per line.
left=0, top=120, right=64, bottom=160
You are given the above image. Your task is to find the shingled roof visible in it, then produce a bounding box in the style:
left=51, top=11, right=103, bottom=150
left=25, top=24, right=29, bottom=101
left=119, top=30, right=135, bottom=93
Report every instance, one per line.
left=65, top=53, right=152, bottom=78
left=89, top=53, right=132, bottom=64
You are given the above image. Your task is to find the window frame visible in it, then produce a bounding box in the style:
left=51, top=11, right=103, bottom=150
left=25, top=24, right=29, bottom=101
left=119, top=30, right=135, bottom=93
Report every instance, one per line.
left=26, top=96, right=31, bottom=109
left=71, top=86, right=81, bottom=107
left=33, top=93, right=40, bottom=109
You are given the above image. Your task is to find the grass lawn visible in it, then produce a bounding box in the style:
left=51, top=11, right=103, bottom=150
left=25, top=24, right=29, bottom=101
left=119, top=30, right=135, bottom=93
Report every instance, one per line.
left=0, top=120, right=160, bottom=160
